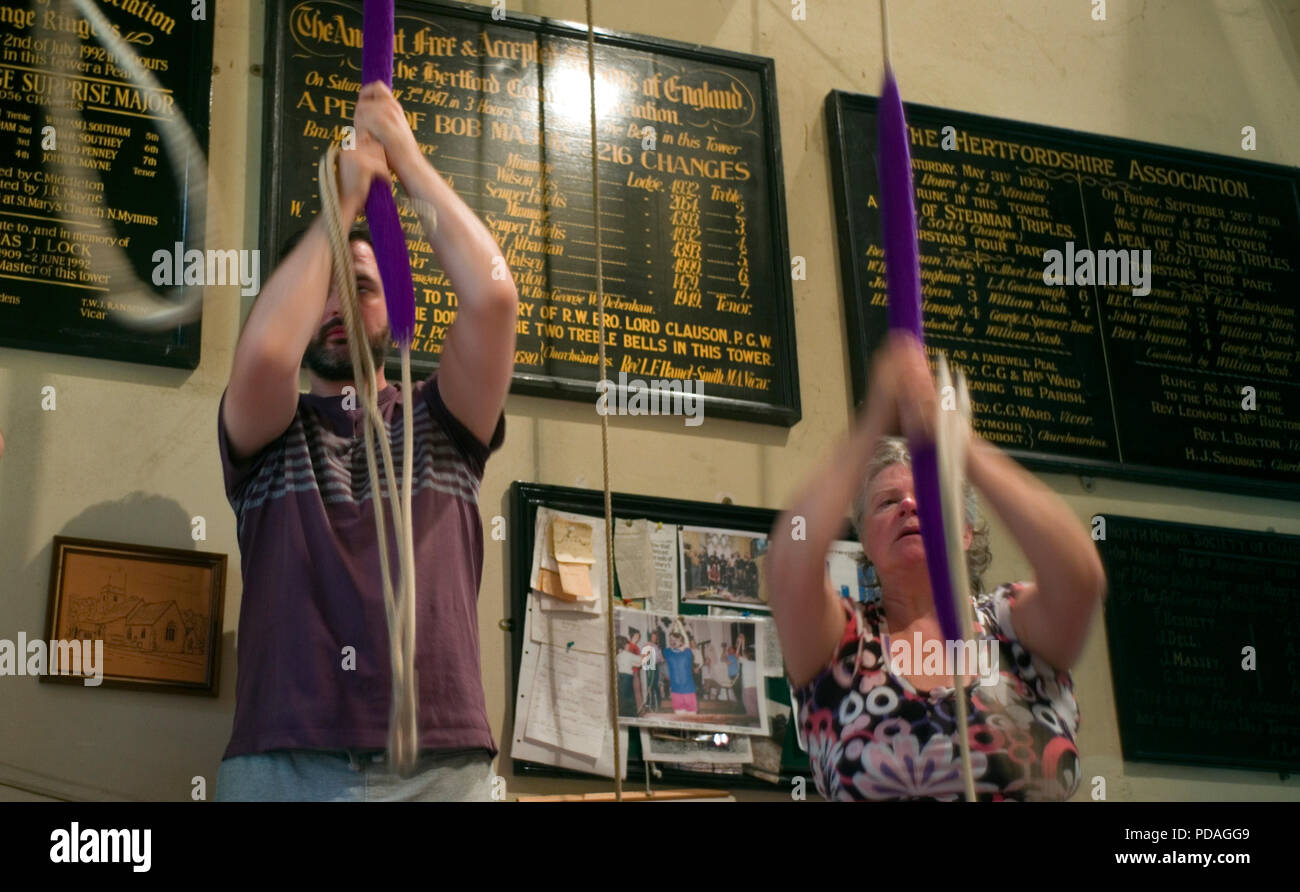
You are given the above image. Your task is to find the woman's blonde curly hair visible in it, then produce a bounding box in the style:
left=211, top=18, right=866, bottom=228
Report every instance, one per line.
left=851, top=436, right=991, bottom=595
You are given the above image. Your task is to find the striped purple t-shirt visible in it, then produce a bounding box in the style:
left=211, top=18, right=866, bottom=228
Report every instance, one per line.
left=216, top=374, right=503, bottom=760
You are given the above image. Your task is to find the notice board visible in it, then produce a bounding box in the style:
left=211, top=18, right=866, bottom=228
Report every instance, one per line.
left=507, top=480, right=812, bottom=789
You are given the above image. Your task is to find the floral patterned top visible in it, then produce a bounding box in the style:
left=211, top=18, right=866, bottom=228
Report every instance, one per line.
left=790, top=583, right=1080, bottom=801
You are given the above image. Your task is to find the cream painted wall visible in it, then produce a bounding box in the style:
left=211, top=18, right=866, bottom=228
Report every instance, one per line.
left=1, top=0, right=1297, bottom=802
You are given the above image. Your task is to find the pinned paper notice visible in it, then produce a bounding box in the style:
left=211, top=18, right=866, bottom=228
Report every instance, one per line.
left=536, top=522, right=597, bottom=603
left=537, top=567, right=565, bottom=599
left=524, top=643, right=609, bottom=760
left=614, top=519, right=654, bottom=601
left=531, top=508, right=606, bottom=614
left=552, top=518, right=595, bottom=564
left=512, top=592, right=629, bottom=778
left=647, top=522, right=679, bottom=613
left=615, top=518, right=679, bottom=612
left=557, top=560, right=595, bottom=601
left=529, top=591, right=608, bottom=653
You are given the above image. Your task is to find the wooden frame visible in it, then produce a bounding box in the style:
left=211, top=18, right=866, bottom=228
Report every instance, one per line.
left=825, top=89, right=1300, bottom=500
left=42, top=536, right=226, bottom=696
left=508, top=480, right=812, bottom=789
left=260, top=0, right=800, bottom=425
left=516, top=788, right=731, bottom=802
left=0, top=5, right=213, bottom=369
left=1098, top=516, right=1300, bottom=774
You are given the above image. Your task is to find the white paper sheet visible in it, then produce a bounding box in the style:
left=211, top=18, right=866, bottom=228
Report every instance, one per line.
left=647, top=522, right=679, bottom=613
left=524, top=643, right=609, bottom=760
left=512, top=587, right=629, bottom=780
left=614, top=518, right=653, bottom=600
left=528, top=590, right=610, bottom=654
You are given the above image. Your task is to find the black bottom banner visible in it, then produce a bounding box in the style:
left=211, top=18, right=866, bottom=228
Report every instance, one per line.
left=1, top=800, right=1293, bottom=878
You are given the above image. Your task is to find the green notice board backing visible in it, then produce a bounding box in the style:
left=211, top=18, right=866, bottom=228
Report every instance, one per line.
left=1098, top=515, right=1300, bottom=774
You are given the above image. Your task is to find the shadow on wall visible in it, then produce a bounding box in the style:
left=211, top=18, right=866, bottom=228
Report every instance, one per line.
left=50, top=491, right=198, bottom=547
left=6, top=493, right=236, bottom=802
left=0, top=349, right=194, bottom=581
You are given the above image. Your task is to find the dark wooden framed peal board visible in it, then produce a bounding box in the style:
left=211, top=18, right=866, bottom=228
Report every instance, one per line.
left=1097, top=516, right=1300, bottom=774
left=508, top=480, right=809, bottom=789
left=262, top=0, right=799, bottom=425
left=826, top=90, right=1300, bottom=499
left=0, top=2, right=214, bottom=368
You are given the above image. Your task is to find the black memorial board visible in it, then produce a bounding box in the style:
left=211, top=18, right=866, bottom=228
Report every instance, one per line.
left=1097, top=515, right=1300, bottom=773
left=508, top=481, right=810, bottom=788
left=0, top=1, right=214, bottom=368
left=827, top=90, right=1300, bottom=499
left=262, top=0, right=798, bottom=425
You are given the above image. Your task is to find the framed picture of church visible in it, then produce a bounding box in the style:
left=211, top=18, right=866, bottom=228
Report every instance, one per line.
left=41, top=537, right=227, bottom=696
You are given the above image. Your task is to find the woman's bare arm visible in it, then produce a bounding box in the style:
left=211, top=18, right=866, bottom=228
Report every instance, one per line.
left=768, top=334, right=917, bottom=687
left=768, top=422, right=878, bottom=688
left=966, top=435, right=1107, bottom=671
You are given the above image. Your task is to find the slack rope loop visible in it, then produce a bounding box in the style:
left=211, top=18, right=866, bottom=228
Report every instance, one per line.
left=36, top=0, right=210, bottom=331
left=362, top=0, right=416, bottom=346
left=876, top=0, right=977, bottom=802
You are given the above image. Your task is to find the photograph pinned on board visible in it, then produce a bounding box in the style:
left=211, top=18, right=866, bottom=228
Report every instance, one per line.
left=638, top=727, right=753, bottom=764
left=828, top=539, right=879, bottom=604
left=679, top=526, right=770, bottom=611
left=744, top=700, right=792, bottom=784
left=709, top=607, right=783, bottom=678
left=614, top=607, right=768, bottom=736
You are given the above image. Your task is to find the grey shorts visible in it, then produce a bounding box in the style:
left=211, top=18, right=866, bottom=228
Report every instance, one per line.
left=214, top=748, right=496, bottom=802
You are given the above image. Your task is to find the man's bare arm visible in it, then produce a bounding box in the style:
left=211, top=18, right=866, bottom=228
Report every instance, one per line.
left=222, top=138, right=382, bottom=461
left=223, top=215, right=340, bottom=461
left=358, top=82, right=517, bottom=447
left=405, top=164, right=518, bottom=445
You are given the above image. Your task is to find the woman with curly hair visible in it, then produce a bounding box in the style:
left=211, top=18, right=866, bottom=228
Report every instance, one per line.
left=767, top=333, right=1106, bottom=800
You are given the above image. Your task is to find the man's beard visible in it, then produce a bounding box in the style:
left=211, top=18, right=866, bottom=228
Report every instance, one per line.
left=303, top=320, right=392, bottom=382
